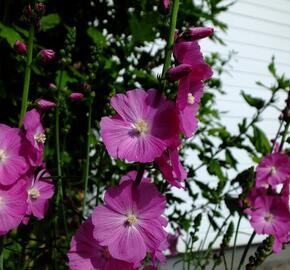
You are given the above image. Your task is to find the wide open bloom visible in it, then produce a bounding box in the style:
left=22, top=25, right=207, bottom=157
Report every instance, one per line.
left=100, top=89, right=179, bottom=163
left=256, top=153, right=290, bottom=188
left=92, top=178, right=167, bottom=266
left=0, top=180, right=28, bottom=235
left=248, top=195, right=290, bottom=242
left=25, top=169, right=54, bottom=220
left=68, top=217, right=134, bottom=270
left=23, top=109, right=46, bottom=166
left=0, top=124, right=30, bottom=185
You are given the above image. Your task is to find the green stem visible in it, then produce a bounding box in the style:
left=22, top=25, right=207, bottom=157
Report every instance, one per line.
left=279, top=121, right=290, bottom=151
left=161, top=0, right=180, bottom=79
left=55, top=70, right=69, bottom=243
left=19, top=24, right=34, bottom=127
left=237, top=231, right=256, bottom=270
left=0, top=237, right=3, bottom=270
left=82, top=100, right=93, bottom=216
left=231, top=216, right=241, bottom=270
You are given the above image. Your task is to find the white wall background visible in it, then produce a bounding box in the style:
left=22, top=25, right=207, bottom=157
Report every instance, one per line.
left=170, top=0, right=290, bottom=255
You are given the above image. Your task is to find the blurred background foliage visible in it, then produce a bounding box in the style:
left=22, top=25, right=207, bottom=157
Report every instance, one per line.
left=0, top=0, right=290, bottom=269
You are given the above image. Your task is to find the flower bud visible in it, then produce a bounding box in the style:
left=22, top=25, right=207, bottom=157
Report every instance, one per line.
left=37, top=99, right=56, bottom=109
left=14, top=40, right=27, bottom=55
left=162, top=0, right=170, bottom=9
left=35, top=3, right=46, bottom=15
left=69, top=93, right=84, bottom=101
left=39, top=49, right=55, bottom=62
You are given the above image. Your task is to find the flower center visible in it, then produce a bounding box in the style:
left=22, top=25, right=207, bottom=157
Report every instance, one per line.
left=126, top=214, right=138, bottom=226
left=28, top=187, right=40, bottom=199
left=102, top=247, right=111, bottom=259
left=264, top=212, right=274, bottom=222
left=270, top=166, right=277, bottom=175
left=0, top=149, right=7, bottom=163
left=133, top=119, right=149, bottom=135
left=34, top=133, right=46, bottom=144
left=0, top=196, right=5, bottom=209
left=187, top=93, right=195, bottom=105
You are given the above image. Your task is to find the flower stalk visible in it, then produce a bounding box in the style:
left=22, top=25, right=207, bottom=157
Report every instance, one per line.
left=19, top=24, right=34, bottom=127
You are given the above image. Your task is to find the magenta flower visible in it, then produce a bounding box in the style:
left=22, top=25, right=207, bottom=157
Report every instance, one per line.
left=68, top=217, right=134, bottom=270
left=0, top=180, right=28, bottom=235
left=100, top=89, right=179, bottom=163
left=162, top=0, right=170, bottom=9
left=256, top=153, right=290, bottom=188
left=249, top=195, right=290, bottom=240
left=167, top=232, right=180, bottom=255
left=156, top=142, right=187, bottom=188
left=178, top=27, right=214, bottom=42
left=23, top=109, right=45, bottom=166
left=69, top=92, right=84, bottom=101
left=25, top=169, right=54, bottom=220
left=169, top=41, right=212, bottom=82
left=39, top=49, right=55, bottom=62
left=0, top=124, right=30, bottom=185
left=92, top=179, right=167, bottom=266
left=14, top=40, right=27, bottom=55
left=36, top=99, right=56, bottom=110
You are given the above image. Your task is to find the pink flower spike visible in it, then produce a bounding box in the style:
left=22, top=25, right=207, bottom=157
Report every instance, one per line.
left=256, top=153, right=290, bottom=188
left=37, top=99, right=56, bottom=110
left=23, top=109, right=45, bottom=166
left=0, top=180, right=28, bottom=236
left=92, top=179, right=167, bottom=266
left=69, top=92, right=84, bottom=101
left=25, top=169, right=54, bottom=220
left=14, top=40, right=27, bottom=55
left=183, top=27, right=214, bottom=41
left=162, top=0, right=170, bottom=9
left=100, top=89, right=179, bottom=163
left=68, top=217, right=135, bottom=270
left=39, top=49, right=55, bottom=62
left=0, top=124, right=30, bottom=185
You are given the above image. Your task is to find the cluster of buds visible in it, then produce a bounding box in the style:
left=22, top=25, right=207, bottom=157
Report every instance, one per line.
left=23, top=2, right=46, bottom=28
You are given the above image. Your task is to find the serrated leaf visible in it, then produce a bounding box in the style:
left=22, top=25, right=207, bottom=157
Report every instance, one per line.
left=40, top=14, right=61, bottom=31
left=0, top=23, right=21, bottom=46
left=87, top=27, right=106, bottom=48
left=241, top=91, right=265, bottom=109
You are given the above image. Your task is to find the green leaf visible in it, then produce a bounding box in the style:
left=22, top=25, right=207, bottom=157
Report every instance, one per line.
left=249, top=125, right=271, bottom=155
left=129, top=14, right=155, bottom=43
left=0, top=23, right=21, bottom=46
left=225, top=149, right=237, bottom=169
left=231, top=166, right=255, bottom=193
left=87, top=27, right=106, bottom=48
left=40, top=14, right=61, bottom=31
left=241, top=91, right=265, bottom=109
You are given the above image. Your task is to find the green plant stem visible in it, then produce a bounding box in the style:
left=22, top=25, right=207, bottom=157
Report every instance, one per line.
left=161, top=0, right=180, bottom=79
left=237, top=231, right=256, bottom=270
left=0, top=237, right=3, bottom=270
left=231, top=215, right=241, bottom=270
left=82, top=100, right=93, bottom=216
left=279, top=121, right=290, bottom=151
left=55, top=70, right=69, bottom=244
left=19, top=24, right=34, bottom=127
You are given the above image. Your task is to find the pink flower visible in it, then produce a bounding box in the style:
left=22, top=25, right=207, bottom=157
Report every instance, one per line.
left=256, top=153, right=290, bottom=188
left=25, top=169, right=54, bottom=220
left=167, top=232, right=180, bottom=255
left=100, top=89, right=179, bottom=163
left=69, top=92, right=84, bottom=101
left=23, top=109, right=45, bottom=166
left=0, top=180, right=28, bottom=235
left=39, top=49, right=55, bottom=62
left=68, top=217, right=134, bottom=270
left=248, top=195, right=290, bottom=240
left=14, top=40, right=27, bottom=54
left=169, top=41, right=212, bottom=82
left=92, top=178, right=167, bottom=266
left=0, top=124, right=30, bottom=185
left=36, top=99, right=56, bottom=109
left=178, top=27, right=214, bottom=41
left=162, top=0, right=170, bottom=9
left=156, top=142, right=187, bottom=188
